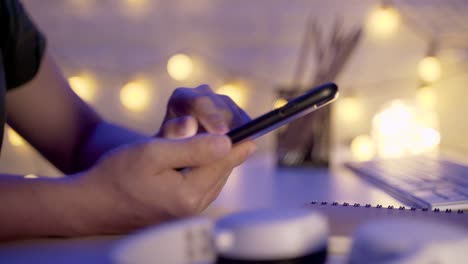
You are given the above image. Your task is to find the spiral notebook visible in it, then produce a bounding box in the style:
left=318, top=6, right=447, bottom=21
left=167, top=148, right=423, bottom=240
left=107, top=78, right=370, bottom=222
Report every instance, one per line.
left=305, top=201, right=468, bottom=237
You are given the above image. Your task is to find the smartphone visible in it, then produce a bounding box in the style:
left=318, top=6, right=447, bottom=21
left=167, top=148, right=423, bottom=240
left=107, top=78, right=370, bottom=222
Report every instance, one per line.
left=226, top=82, right=338, bottom=144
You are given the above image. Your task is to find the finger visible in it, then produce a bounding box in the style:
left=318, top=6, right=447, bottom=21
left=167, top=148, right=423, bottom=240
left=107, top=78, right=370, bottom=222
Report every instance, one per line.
left=195, top=84, right=214, bottom=93
left=185, top=141, right=256, bottom=212
left=193, top=96, right=230, bottom=134
left=167, top=86, right=231, bottom=134
left=219, top=95, right=251, bottom=128
left=150, top=134, right=232, bottom=170
left=185, top=140, right=256, bottom=189
left=158, top=116, right=198, bottom=139
left=197, top=171, right=232, bottom=212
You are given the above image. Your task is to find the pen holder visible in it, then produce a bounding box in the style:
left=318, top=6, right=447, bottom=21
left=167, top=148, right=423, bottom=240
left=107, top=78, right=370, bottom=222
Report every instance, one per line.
left=275, top=88, right=331, bottom=168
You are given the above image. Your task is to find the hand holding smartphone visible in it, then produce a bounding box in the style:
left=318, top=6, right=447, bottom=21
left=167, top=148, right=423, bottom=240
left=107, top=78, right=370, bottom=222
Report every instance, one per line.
left=227, top=82, right=338, bottom=144
left=176, top=83, right=337, bottom=171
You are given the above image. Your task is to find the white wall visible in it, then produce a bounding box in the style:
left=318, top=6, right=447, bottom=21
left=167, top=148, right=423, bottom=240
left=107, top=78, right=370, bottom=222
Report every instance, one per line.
left=1, top=0, right=467, bottom=176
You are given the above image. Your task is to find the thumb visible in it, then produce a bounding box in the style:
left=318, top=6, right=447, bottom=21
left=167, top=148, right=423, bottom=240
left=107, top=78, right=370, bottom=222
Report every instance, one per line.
left=152, top=134, right=232, bottom=170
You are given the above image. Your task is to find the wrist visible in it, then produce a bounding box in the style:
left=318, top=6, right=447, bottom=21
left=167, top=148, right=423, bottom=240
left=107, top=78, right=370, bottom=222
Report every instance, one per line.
left=62, top=169, right=146, bottom=236
left=29, top=172, right=119, bottom=237
left=46, top=172, right=127, bottom=236
left=31, top=176, right=94, bottom=237
left=0, top=175, right=93, bottom=239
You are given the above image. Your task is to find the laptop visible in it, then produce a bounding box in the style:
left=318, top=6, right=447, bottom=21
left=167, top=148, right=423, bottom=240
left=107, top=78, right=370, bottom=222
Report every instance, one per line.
left=345, top=155, right=468, bottom=210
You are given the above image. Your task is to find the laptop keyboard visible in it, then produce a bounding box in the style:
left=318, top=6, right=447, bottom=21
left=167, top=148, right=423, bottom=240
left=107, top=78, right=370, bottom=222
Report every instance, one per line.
left=346, top=156, right=468, bottom=210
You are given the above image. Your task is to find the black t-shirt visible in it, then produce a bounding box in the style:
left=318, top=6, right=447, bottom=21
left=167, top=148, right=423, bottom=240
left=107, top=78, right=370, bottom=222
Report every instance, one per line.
left=0, top=0, right=46, bottom=150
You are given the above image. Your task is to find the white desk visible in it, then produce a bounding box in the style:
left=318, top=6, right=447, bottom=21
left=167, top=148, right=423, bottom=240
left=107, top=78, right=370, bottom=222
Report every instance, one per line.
left=0, top=154, right=403, bottom=264
left=210, top=154, right=401, bottom=212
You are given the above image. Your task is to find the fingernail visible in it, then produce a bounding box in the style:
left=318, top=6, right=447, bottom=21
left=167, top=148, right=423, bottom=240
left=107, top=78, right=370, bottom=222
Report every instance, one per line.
left=214, top=124, right=229, bottom=134
left=206, top=115, right=228, bottom=134
left=210, top=135, right=231, bottom=156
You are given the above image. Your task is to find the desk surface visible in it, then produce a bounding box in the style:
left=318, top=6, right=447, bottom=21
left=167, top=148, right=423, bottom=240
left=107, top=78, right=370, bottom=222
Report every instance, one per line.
left=0, top=154, right=403, bottom=264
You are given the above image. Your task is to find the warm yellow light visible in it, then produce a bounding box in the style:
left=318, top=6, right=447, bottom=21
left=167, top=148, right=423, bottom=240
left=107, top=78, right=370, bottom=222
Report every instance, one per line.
left=120, top=80, right=152, bottom=112
left=420, top=127, right=440, bottom=148
left=417, top=86, right=436, bottom=109
left=379, top=141, right=406, bottom=158
left=216, top=83, right=248, bottom=108
left=126, top=0, right=146, bottom=6
left=273, top=98, right=288, bottom=109
left=167, top=54, right=194, bottom=81
left=418, top=56, right=441, bottom=83
left=351, top=135, right=375, bottom=161
left=120, top=0, right=149, bottom=16
left=372, top=100, right=440, bottom=158
left=7, top=128, right=25, bottom=147
left=366, top=5, right=400, bottom=39
left=372, top=100, right=412, bottom=138
left=68, top=74, right=96, bottom=102
left=337, top=96, right=362, bottom=123
left=24, top=174, right=38, bottom=179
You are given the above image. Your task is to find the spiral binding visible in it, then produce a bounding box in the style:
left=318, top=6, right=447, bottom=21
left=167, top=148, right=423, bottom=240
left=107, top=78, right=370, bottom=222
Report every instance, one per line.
left=309, top=201, right=465, bottom=214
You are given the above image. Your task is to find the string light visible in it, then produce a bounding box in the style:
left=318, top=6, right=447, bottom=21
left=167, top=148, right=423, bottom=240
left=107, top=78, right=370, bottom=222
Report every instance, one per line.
left=372, top=100, right=440, bottom=158
left=351, top=135, right=375, bottom=161
left=273, top=98, right=288, bottom=109
left=167, top=54, right=194, bottom=81
left=120, top=0, right=150, bottom=17
left=366, top=2, right=400, bottom=39
left=7, top=127, right=25, bottom=147
left=419, top=127, right=440, bottom=149
left=120, top=80, right=152, bottom=112
left=216, top=82, right=248, bottom=108
left=336, top=95, right=362, bottom=124
left=125, top=0, right=147, bottom=8
left=417, top=56, right=441, bottom=83
left=68, top=73, right=97, bottom=102
left=417, top=86, right=436, bottom=109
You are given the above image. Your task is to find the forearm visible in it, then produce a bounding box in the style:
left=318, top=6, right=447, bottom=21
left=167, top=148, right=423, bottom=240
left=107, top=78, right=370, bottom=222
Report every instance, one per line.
left=76, top=121, right=150, bottom=171
left=6, top=53, right=153, bottom=174
left=0, top=175, right=83, bottom=240
left=0, top=174, right=131, bottom=240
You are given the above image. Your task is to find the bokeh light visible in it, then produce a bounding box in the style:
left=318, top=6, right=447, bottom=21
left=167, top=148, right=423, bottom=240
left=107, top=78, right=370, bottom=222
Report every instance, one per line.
left=167, top=54, right=194, bottom=81
left=418, top=56, right=442, bottom=83
left=7, top=127, right=25, bottom=147
left=120, top=0, right=150, bottom=17
left=120, top=80, right=152, bottom=112
left=417, top=86, right=436, bottom=109
left=420, top=127, right=441, bottom=149
left=68, top=73, right=97, bottom=102
left=336, top=96, right=362, bottom=123
left=351, top=135, right=375, bottom=161
left=372, top=100, right=440, bottom=158
left=366, top=5, right=400, bottom=39
left=216, top=82, right=248, bottom=108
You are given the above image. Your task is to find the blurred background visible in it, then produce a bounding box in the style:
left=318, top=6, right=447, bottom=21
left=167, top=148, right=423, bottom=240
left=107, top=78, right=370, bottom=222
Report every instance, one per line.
left=2, top=0, right=468, bottom=176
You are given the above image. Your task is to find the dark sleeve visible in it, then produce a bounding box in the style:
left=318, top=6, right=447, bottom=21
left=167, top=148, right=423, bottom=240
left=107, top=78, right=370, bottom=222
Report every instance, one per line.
left=0, top=0, right=46, bottom=90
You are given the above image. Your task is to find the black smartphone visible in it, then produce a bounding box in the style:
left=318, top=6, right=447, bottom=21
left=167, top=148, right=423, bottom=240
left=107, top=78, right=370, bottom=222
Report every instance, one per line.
left=226, top=82, right=338, bottom=144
